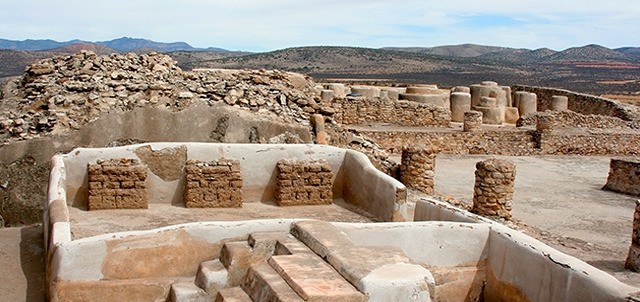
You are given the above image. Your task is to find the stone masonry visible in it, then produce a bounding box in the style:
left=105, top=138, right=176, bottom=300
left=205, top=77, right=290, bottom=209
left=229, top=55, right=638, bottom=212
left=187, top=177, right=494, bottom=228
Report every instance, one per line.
left=400, top=145, right=438, bottom=194
left=626, top=200, right=640, bottom=272
left=87, top=158, right=148, bottom=210
left=183, top=159, right=243, bottom=208
left=463, top=111, right=483, bottom=132
left=603, top=158, right=640, bottom=196
left=471, top=159, right=516, bottom=219
left=275, top=159, right=333, bottom=206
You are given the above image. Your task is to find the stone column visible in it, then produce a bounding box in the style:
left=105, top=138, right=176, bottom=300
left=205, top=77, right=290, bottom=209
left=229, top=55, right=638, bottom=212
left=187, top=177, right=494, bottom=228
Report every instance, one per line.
left=400, top=145, right=438, bottom=194
left=550, top=95, right=568, bottom=111
left=463, top=111, right=483, bottom=132
left=450, top=92, right=471, bottom=122
left=536, top=113, right=557, bottom=133
left=311, top=114, right=328, bottom=144
left=626, top=200, right=640, bottom=272
left=320, top=90, right=335, bottom=102
left=471, top=159, right=516, bottom=219
left=516, top=92, right=537, bottom=117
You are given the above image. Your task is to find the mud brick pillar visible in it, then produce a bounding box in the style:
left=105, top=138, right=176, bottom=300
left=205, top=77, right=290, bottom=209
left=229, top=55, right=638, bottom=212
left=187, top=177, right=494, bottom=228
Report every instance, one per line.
left=183, top=159, right=243, bottom=208
left=400, top=145, right=438, bottom=195
left=87, top=158, right=148, bottom=210
left=471, top=159, right=516, bottom=219
left=275, top=159, right=333, bottom=206
left=463, top=111, right=483, bottom=132
left=626, top=200, right=640, bottom=272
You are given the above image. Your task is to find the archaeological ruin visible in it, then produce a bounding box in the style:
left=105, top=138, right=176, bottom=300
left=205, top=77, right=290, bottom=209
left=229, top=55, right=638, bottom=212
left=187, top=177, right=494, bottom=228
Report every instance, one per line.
left=1, top=50, right=640, bottom=301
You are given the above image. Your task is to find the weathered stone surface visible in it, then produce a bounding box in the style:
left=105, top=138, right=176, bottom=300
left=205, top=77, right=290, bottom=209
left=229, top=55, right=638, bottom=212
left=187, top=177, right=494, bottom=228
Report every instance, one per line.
left=400, top=145, right=438, bottom=194
left=626, top=200, right=640, bottom=272
left=87, top=158, right=148, bottom=210
left=171, top=281, right=210, bottom=302
left=603, top=158, right=640, bottom=196
left=214, top=287, right=252, bottom=302
left=463, top=111, right=483, bottom=132
left=195, top=260, right=228, bottom=297
left=471, top=159, right=516, bottom=219
left=275, top=159, right=333, bottom=206
left=241, top=263, right=305, bottom=302
left=450, top=92, right=471, bottom=122
left=290, top=220, right=353, bottom=258
left=269, top=254, right=365, bottom=302
left=183, top=159, right=243, bottom=208
left=550, top=95, right=569, bottom=111
left=331, top=97, right=450, bottom=127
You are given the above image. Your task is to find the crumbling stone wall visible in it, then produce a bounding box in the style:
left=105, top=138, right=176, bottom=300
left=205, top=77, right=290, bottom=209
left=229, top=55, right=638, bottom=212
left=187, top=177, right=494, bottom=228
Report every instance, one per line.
left=517, top=110, right=635, bottom=130
left=331, top=98, right=450, bottom=127
left=603, top=158, right=640, bottom=196
left=183, top=159, right=243, bottom=208
left=87, top=158, right=148, bottom=210
left=357, top=128, right=640, bottom=156
left=400, top=145, right=438, bottom=194
left=513, top=85, right=640, bottom=122
left=275, top=159, right=333, bottom=206
left=471, top=159, right=516, bottom=219
left=626, top=201, right=640, bottom=271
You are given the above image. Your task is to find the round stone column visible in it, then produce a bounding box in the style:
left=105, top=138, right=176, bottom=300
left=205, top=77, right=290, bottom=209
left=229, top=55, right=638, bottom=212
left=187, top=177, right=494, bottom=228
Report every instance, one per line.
left=471, top=159, right=516, bottom=219
left=516, top=92, right=537, bottom=117
left=450, top=92, right=471, bottom=122
left=536, top=113, right=557, bottom=133
left=400, top=145, right=438, bottom=194
left=626, top=200, right=640, bottom=272
left=463, top=111, right=483, bottom=132
left=550, top=95, right=569, bottom=111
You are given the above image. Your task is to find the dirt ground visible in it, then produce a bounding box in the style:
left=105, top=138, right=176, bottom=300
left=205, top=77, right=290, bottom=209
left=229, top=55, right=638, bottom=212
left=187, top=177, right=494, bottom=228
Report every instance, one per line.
left=3, top=154, right=640, bottom=300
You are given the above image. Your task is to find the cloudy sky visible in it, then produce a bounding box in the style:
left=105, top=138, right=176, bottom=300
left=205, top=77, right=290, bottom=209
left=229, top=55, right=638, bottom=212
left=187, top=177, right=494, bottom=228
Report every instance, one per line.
left=1, top=0, right=638, bottom=52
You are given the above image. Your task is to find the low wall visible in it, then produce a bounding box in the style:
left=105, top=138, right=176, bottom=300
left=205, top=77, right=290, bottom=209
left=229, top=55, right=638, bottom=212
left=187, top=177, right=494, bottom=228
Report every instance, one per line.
left=343, top=150, right=408, bottom=222
left=517, top=110, right=636, bottom=130
left=603, top=158, right=640, bottom=196
left=414, top=198, right=638, bottom=301
left=0, top=105, right=312, bottom=226
left=357, top=128, right=640, bottom=156
left=512, top=85, right=640, bottom=122
left=331, top=97, right=451, bottom=127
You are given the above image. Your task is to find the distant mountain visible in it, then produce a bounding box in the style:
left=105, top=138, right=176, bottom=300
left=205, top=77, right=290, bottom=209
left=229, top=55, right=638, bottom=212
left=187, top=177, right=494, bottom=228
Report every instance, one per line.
left=0, top=37, right=229, bottom=53
left=385, top=44, right=515, bottom=58
left=477, top=48, right=557, bottom=64
left=0, top=49, right=59, bottom=77
left=47, top=43, right=118, bottom=55
left=542, top=44, right=629, bottom=62
left=616, top=47, right=640, bottom=61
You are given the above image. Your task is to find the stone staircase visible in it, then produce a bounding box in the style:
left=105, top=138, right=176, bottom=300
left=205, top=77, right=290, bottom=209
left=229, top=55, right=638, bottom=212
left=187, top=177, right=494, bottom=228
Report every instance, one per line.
left=170, top=220, right=435, bottom=302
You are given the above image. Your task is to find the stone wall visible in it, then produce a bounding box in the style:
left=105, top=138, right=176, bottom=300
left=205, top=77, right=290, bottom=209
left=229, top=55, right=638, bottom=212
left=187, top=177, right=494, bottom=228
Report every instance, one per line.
left=517, top=110, right=635, bottom=130
left=183, top=159, right=243, bottom=208
left=471, top=159, right=516, bottom=219
left=512, top=85, right=640, bottom=122
left=331, top=97, right=450, bottom=127
left=603, top=158, right=640, bottom=196
left=275, top=159, right=333, bottom=206
left=356, top=128, right=640, bottom=156
left=87, top=158, right=148, bottom=210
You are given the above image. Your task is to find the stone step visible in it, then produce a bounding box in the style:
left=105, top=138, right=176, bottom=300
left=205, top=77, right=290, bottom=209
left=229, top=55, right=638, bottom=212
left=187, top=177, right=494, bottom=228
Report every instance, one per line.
left=290, top=220, right=353, bottom=258
left=268, top=254, right=365, bottom=302
left=326, top=245, right=435, bottom=302
left=214, top=287, right=252, bottom=302
left=220, top=241, right=255, bottom=287
left=248, top=231, right=314, bottom=256
left=170, top=281, right=210, bottom=302
left=195, top=259, right=228, bottom=297
left=242, top=263, right=305, bottom=302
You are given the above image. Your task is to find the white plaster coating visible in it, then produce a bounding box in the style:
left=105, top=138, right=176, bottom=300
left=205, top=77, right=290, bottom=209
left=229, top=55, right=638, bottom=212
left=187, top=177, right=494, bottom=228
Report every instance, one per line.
left=358, top=263, right=434, bottom=302
left=335, top=221, right=489, bottom=267
left=414, top=198, right=488, bottom=223
left=414, top=198, right=639, bottom=301
left=51, top=222, right=71, bottom=245
left=487, top=223, right=637, bottom=302
left=343, top=150, right=406, bottom=221
left=55, top=239, right=107, bottom=281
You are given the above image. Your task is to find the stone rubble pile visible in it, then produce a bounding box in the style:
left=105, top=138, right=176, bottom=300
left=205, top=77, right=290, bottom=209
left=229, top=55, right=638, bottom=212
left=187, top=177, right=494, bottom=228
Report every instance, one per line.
left=0, top=50, right=322, bottom=143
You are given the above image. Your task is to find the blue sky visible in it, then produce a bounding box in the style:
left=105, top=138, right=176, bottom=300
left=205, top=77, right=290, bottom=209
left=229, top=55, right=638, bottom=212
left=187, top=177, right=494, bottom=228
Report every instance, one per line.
left=1, top=0, right=638, bottom=52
